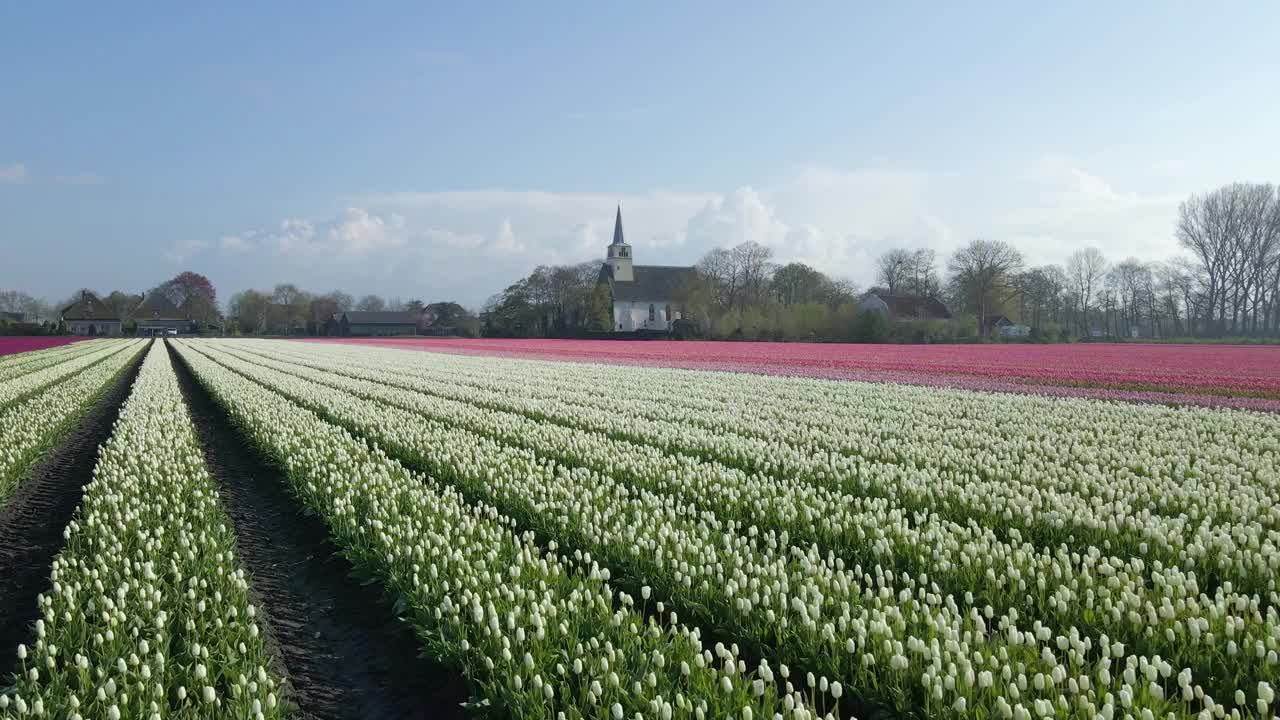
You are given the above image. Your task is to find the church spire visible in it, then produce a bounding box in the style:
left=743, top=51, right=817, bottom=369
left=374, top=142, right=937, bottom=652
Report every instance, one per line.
left=611, top=204, right=625, bottom=245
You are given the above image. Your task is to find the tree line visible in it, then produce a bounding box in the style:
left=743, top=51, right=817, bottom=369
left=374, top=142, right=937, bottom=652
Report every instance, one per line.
left=485, top=181, right=1280, bottom=342
left=6, top=182, right=1277, bottom=342
left=1, top=272, right=219, bottom=335
left=929, top=182, right=1280, bottom=340
left=225, top=285, right=479, bottom=336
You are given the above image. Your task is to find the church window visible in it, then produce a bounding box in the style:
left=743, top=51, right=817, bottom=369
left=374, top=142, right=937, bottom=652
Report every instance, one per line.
left=664, top=304, right=671, bottom=321
left=648, top=304, right=656, bottom=322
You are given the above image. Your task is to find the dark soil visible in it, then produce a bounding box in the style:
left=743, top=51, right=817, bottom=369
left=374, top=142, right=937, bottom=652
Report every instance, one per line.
left=168, top=342, right=469, bottom=720
left=0, top=346, right=146, bottom=681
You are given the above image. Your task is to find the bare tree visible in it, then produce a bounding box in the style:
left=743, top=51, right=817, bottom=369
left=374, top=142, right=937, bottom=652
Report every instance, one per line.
left=1065, top=248, right=1107, bottom=336
left=875, top=249, right=914, bottom=294
left=1177, top=186, right=1246, bottom=335
left=271, top=283, right=303, bottom=334
left=906, top=249, right=941, bottom=296
left=355, top=294, right=386, bottom=312
left=732, top=241, right=775, bottom=310
left=947, top=238, right=1024, bottom=335
left=696, top=248, right=737, bottom=310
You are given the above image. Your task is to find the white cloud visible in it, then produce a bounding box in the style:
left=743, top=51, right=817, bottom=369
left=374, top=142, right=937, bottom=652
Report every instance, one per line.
left=195, top=155, right=1187, bottom=306
left=489, top=219, right=522, bottom=253
left=0, top=163, right=30, bottom=185
left=165, top=239, right=210, bottom=265
left=220, top=235, right=251, bottom=252
left=686, top=187, right=790, bottom=251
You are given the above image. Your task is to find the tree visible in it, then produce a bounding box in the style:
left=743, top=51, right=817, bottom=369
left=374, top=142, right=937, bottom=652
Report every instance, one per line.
left=1065, top=248, right=1108, bottom=336
left=158, top=271, right=219, bottom=324
left=103, top=291, right=139, bottom=323
left=271, top=284, right=304, bottom=334
left=355, top=294, right=386, bottom=312
left=733, top=242, right=775, bottom=311
left=906, top=249, right=941, bottom=297
left=228, top=289, right=270, bottom=335
left=770, top=263, right=828, bottom=306
left=1108, top=258, right=1153, bottom=338
left=696, top=248, right=737, bottom=311
left=0, top=290, right=50, bottom=321
left=327, top=291, right=354, bottom=312
left=947, top=239, right=1023, bottom=335
left=875, top=249, right=914, bottom=294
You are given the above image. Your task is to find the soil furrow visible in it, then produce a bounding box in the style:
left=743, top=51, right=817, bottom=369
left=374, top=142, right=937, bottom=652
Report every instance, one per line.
left=168, top=342, right=468, bottom=720
left=0, top=346, right=146, bottom=680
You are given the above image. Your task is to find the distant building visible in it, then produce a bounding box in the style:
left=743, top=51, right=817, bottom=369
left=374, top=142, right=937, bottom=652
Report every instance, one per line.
left=329, top=311, right=418, bottom=337
left=980, top=314, right=1030, bottom=337
left=61, top=291, right=123, bottom=336
left=859, top=293, right=951, bottom=321
left=985, top=314, right=1013, bottom=332
left=0, top=311, right=25, bottom=324
left=598, top=206, right=696, bottom=332
left=134, top=291, right=188, bottom=336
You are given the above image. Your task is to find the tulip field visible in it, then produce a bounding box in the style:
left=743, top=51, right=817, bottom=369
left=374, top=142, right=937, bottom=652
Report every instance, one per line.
left=1, top=338, right=1278, bottom=719
left=318, top=338, right=1280, bottom=411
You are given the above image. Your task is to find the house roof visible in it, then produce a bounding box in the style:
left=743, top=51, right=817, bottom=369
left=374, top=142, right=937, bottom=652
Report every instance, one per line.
left=868, top=293, right=952, bottom=320
left=61, top=291, right=120, bottom=321
left=135, top=291, right=184, bottom=320
left=984, top=314, right=1013, bottom=326
left=601, top=263, right=697, bottom=303
left=343, top=311, right=418, bottom=325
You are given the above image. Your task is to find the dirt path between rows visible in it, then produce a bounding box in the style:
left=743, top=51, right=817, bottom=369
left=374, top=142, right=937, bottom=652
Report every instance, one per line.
left=0, top=347, right=145, bottom=681
left=169, top=342, right=469, bottom=720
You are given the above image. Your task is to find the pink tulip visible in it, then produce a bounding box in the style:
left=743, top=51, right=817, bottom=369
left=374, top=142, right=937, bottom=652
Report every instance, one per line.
left=303, top=338, right=1280, bottom=411
left=0, top=337, right=86, bottom=357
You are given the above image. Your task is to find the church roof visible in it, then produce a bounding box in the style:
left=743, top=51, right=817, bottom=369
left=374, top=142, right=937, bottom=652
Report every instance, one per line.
left=602, top=264, right=697, bottom=302
left=611, top=205, right=627, bottom=246
left=864, top=293, right=951, bottom=320
left=342, top=311, right=418, bottom=325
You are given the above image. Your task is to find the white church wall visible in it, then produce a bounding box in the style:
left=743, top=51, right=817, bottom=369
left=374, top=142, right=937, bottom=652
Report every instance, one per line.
left=613, top=300, right=681, bottom=332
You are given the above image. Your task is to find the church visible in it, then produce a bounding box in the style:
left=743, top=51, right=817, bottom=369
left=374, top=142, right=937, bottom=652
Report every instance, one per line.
left=598, top=206, right=696, bottom=332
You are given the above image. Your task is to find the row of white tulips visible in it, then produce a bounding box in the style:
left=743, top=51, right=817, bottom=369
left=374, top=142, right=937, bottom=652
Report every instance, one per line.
left=1, top=342, right=283, bottom=720
left=240, top=340, right=1280, bottom=600
left=185, top=341, right=1270, bottom=719
left=0, top=342, right=106, bottom=383
left=172, top=340, right=833, bottom=720
left=0, top=340, right=146, bottom=503
left=203, top=340, right=1280, bottom=707
left=0, top=340, right=137, bottom=410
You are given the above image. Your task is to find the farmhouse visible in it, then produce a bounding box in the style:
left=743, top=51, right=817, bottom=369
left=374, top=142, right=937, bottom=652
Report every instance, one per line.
left=134, top=291, right=188, bottom=335
left=329, top=310, right=418, bottom=337
left=984, top=314, right=1031, bottom=338
left=598, top=206, right=696, bottom=332
left=61, top=291, right=123, bottom=336
left=859, top=292, right=951, bottom=321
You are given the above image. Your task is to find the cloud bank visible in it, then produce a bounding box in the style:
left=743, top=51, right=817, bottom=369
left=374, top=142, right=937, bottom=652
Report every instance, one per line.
left=188, top=156, right=1187, bottom=307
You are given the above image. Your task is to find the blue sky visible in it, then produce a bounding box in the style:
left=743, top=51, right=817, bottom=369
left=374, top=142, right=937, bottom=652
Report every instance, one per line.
left=3, top=2, right=1279, bottom=308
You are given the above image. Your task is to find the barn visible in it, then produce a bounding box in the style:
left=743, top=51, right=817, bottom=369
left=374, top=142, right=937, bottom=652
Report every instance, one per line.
left=329, top=311, right=418, bottom=337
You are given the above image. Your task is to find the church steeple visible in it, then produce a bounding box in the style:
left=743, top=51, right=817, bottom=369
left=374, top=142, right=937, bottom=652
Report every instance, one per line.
left=611, top=205, right=626, bottom=245
left=605, top=205, right=634, bottom=281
